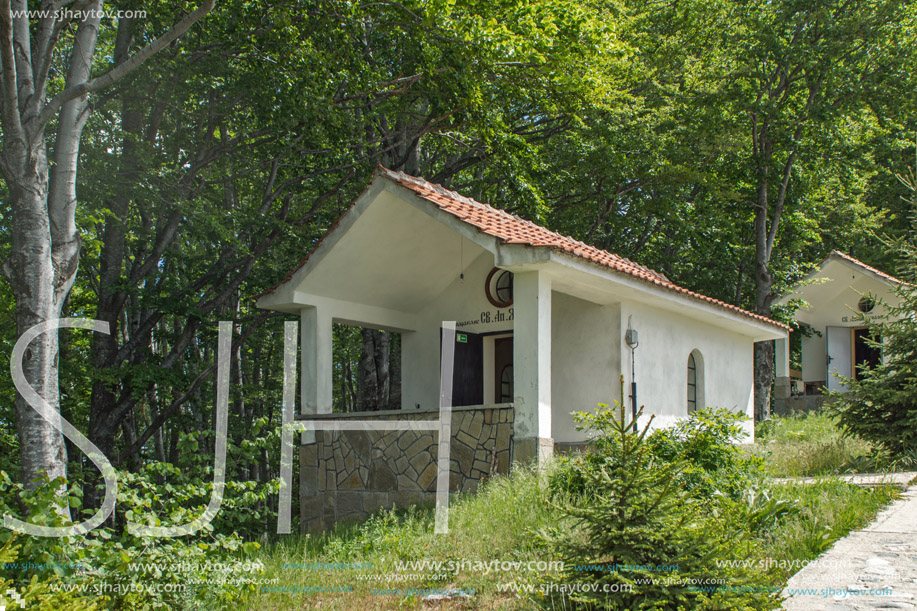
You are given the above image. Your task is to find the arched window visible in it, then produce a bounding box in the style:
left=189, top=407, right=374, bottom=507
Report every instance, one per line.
left=500, top=365, right=513, bottom=403
left=687, top=350, right=704, bottom=414
left=687, top=354, right=697, bottom=413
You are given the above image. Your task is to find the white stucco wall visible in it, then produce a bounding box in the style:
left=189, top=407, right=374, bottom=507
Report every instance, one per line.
left=551, top=293, right=621, bottom=443
left=401, top=251, right=514, bottom=411
left=619, top=300, right=756, bottom=440
left=402, top=263, right=757, bottom=441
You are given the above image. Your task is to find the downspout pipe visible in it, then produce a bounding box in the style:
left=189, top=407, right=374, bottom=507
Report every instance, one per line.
left=625, top=327, right=639, bottom=433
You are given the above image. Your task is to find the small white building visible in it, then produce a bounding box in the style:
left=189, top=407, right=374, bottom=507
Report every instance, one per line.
left=258, top=167, right=787, bottom=461
left=774, top=251, right=903, bottom=414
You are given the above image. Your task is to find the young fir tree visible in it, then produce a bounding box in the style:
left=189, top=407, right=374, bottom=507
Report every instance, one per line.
left=830, top=175, right=917, bottom=456
left=543, top=378, right=775, bottom=610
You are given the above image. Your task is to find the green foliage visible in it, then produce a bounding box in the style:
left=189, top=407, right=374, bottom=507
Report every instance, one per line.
left=0, top=469, right=263, bottom=610
left=0, top=538, right=99, bottom=611
left=538, top=0, right=917, bottom=312
left=828, top=286, right=917, bottom=454
left=731, top=487, right=801, bottom=535
left=551, top=407, right=764, bottom=501
left=832, top=322, right=917, bottom=453
left=746, top=480, right=898, bottom=582
left=648, top=408, right=765, bottom=499
left=244, top=436, right=896, bottom=610
left=148, top=423, right=283, bottom=538
left=542, top=400, right=776, bottom=610
left=254, top=466, right=558, bottom=609
left=756, top=412, right=844, bottom=444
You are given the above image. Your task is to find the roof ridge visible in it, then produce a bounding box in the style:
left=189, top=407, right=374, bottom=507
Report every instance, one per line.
left=828, top=250, right=903, bottom=285
left=262, top=166, right=786, bottom=332
left=379, top=166, right=670, bottom=283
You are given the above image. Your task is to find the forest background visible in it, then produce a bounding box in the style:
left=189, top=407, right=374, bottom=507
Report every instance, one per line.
left=1, top=0, right=915, bottom=528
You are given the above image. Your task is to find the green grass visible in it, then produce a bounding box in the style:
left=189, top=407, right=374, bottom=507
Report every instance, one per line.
left=751, top=412, right=875, bottom=477
left=250, top=466, right=560, bottom=610
left=752, top=480, right=898, bottom=585
left=246, top=462, right=899, bottom=610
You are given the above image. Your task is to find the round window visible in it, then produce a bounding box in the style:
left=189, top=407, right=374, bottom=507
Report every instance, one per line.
left=857, top=296, right=876, bottom=313
left=485, top=268, right=513, bottom=308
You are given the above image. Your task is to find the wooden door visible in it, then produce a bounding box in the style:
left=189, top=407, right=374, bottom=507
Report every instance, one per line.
left=451, top=331, right=483, bottom=406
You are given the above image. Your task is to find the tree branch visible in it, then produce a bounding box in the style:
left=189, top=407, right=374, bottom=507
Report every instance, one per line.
left=118, top=312, right=277, bottom=463
left=10, top=0, right=35, bottom=117
left=0, top=0, right=24, bottom=142
left=36, top=0, right=216, bottom=130
left=29, top=0, right=92, bottom=117
left=765, top=122, right=804, bottom=262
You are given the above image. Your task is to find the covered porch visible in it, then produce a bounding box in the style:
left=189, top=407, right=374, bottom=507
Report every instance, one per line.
left=256, top=175, right=628, bottom=463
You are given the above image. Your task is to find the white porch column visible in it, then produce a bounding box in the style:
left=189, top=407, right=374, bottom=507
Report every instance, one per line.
left=775, top=336, right=790, bottom=378
left=774, top=335, right=791, bottom=403
left=301, top=306, right=333, bottom=442
left=512, top=270, right=553, bottom=464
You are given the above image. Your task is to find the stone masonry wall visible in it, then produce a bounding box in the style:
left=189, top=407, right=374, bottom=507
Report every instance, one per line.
left=299, top=405, right=514, bottom=532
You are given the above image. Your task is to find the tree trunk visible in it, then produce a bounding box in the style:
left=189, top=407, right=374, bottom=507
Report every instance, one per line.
left=753, top=170, right=775, bottom=421
left=150, top=389, right=166, bottom=463
left=121, top=407, right=138, bottom=470
left=754, top=341, right=774, bottom=421
left=86, top=23, right=141, bottom=507
left=357, top=329, right=390, bottom=411
left=389, top=333, right=401, bottom=410
left=0, top=1, right=103, bottom=493
left=1, top=0, right=214, bottom=491
left=1, top=146, right=69, bottom=488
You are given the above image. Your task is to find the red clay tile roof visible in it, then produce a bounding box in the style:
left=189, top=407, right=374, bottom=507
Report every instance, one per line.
left=262, top=166, right=789, bottom=331
left=828, top=251, right=903, bottom=285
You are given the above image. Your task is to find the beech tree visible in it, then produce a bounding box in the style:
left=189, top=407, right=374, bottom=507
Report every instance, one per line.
left=0, top=1, right=215, bottom=488
left=729, top=0, right=910, bottom=419
left=622, top=0, right=913, bottom=419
